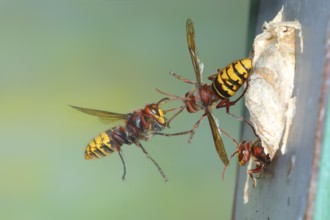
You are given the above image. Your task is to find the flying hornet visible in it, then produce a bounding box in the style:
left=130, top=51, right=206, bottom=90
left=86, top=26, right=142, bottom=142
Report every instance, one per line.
left=70, top=98, right=192, bottom=182
left=157, top=19, right=252, bottom=175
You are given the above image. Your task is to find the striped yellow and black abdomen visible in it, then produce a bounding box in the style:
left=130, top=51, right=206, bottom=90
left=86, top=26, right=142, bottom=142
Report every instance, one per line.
left=85, top=131, right=117, bottom=160
left=212, top=58, right=252, bottom=99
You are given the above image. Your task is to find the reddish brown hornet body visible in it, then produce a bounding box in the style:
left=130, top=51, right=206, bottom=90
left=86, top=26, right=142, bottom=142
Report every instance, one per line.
left=70, top=98, right=194, bottom=182
left=184, top=85, right=219, bottom=113
left=158, top=19, right=252, bottom=171
left=231, top=139, right=270, bottom=187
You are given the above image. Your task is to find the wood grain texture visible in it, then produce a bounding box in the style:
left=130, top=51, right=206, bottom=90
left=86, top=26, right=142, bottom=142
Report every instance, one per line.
left=233, top=1, right=330, bottom=219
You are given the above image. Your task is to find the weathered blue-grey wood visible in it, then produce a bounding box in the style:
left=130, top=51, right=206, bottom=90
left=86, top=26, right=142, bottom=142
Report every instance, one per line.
left=314, top=22, right=330, bottom=220
left=233, top=0, right=330, bottom=219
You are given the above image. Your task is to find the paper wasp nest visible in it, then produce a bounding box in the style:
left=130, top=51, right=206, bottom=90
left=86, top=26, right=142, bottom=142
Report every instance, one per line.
left=245, top=8, right=302, bottom=159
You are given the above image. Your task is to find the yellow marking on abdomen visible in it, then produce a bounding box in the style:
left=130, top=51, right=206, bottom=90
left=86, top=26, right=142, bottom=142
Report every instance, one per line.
left=213, top=58, right=252, bottom=98
left=85, top=131, right=116, bottom=160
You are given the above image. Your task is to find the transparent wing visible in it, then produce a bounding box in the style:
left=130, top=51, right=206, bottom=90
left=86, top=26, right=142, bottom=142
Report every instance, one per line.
left=205, top=107, right=229, bottom=166
left=186, top=18, right=203, bottom=84
left=69, top=105, right=129, bottom=123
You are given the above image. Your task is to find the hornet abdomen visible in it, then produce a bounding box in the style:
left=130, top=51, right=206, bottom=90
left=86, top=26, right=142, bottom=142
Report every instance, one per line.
left=212, top=58, right=252, bottom=99
left=85, top=127, right=131, bottom=160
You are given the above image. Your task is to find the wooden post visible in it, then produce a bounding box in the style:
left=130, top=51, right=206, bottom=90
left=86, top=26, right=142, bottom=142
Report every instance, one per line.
left=233, top=0, right=330, bottom=219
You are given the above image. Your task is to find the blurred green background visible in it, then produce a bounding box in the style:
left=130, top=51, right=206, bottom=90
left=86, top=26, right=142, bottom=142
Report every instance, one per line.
left=0, top=1, right=252, bottom=219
